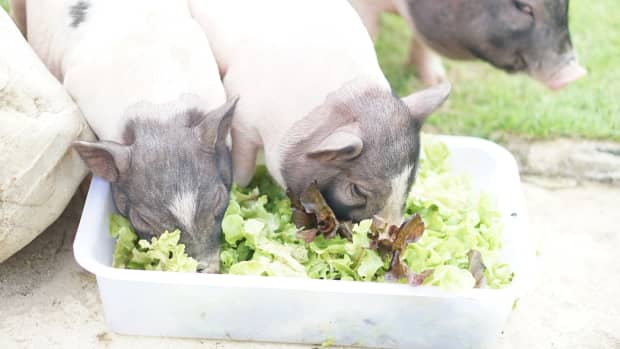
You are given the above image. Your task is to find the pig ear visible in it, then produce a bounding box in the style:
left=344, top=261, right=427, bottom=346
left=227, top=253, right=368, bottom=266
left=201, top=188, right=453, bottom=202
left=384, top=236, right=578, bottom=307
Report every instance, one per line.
left=72, top=141, right=131, bottom=182
left=402, top=82, right=451, bottom=122
left=196, top=96, right=240, bottom=147
left=307, top=131, right=364, bottom=163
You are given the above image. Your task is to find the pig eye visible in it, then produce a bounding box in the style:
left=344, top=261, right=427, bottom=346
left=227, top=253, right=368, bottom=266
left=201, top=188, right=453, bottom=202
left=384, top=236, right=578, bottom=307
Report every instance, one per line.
left=130, top=209, right=152, bottom=233
left=514, top=1, right=533, bottom=16
left=112, top=187, right=129, bottom=215
left=350, top=183, right=368, bottom=200
left=213, top=186, right=228, bottom=208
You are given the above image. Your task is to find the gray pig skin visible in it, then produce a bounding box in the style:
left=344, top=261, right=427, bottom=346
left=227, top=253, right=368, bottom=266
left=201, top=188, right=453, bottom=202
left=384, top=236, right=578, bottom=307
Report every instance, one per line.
left=350, top=0, right=587, bottom=89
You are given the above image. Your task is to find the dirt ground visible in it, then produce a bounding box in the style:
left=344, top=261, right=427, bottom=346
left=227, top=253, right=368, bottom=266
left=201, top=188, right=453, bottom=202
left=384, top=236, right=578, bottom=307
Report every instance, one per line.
left=1, top=177, right=619, bottom=349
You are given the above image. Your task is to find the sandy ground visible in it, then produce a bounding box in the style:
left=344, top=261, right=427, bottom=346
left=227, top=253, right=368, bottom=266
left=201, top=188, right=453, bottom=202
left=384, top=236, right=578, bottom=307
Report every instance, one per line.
left=1, top=177, right=619, bottom=349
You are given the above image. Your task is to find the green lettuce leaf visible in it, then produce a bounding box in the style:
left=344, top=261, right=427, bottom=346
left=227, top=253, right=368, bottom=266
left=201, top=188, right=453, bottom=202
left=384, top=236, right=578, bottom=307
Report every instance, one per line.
left=423, top=265, right=476, bottom=291
left=110, top=137, right=514, bottom=290
left=404, top=135, right=513, bottom=289
left=357, top=251, right=384, bottom=280
left=109, top=214, right=197, bottom=272
left=220, top=140, right=513, bottom=290
left=109, top=214, right=138, bottom=268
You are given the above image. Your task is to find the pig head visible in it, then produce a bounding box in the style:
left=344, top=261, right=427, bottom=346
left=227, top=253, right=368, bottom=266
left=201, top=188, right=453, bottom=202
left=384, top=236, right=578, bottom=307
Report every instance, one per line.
left=281, top=82, right=451, bottom=224
left=404, top=0, right=586, bottom=89
left=74, top=97, right=238, bottom=272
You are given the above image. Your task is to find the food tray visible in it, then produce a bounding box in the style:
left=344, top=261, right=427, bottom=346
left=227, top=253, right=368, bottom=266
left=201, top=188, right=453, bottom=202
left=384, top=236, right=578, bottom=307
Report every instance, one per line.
left=73, top=135, right=534, bottom=349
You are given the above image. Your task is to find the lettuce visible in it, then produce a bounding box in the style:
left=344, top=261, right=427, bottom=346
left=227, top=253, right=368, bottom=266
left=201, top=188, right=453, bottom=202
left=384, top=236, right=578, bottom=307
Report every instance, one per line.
left=109, top=136, right=513, bottom=290
left=109, top=214, right=197, bottom=272
left=404, top=136, right=513, bottom=288
left=423, top=265, right=476, bottom=291
left=109, top=214, right=139, bottom=268
left=222, top=136, right=513, bottom=290
left=221, top=186, right=389, bottom=281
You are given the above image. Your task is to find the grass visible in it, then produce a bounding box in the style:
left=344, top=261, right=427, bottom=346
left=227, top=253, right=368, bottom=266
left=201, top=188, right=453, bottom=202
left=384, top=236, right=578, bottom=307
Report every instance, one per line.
left=0, top=0, right=7, bottom=12
left=2, top=0, right=618, bottom=141
left=375, top=1, right=620, bottom=141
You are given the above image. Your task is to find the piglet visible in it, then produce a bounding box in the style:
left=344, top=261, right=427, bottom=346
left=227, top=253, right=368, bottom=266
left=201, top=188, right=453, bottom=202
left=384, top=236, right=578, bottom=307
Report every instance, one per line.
left=17, top=0, right=235, bottom=272
left=350, top=0, right=587, bottom=89
left=190, top=0, right=451, bottom=225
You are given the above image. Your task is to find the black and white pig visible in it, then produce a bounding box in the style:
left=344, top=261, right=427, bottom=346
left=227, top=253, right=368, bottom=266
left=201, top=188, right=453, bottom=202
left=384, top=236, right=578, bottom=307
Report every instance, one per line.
left=349, top=0, right=587, bottom=89
left=189, top=0, right=451, bottom=225
left=12, top=0, right=237, bottom=272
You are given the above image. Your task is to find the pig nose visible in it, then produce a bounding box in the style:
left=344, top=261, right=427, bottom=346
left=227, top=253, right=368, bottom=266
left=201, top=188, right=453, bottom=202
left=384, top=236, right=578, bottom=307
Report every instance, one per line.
left=376, top=207, right=404, bottom=227
left=544, top=60, right=587, bottom=90
left=197, top=261, right=220, bottom=274
left=195, top=251, right=221, bottom=274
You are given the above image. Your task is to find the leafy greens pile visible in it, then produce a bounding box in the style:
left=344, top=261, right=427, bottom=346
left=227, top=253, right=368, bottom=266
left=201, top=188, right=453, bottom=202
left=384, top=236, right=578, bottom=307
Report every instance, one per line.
left=220, top=136, right=513, bottom=290
left=404, top=137, right=513, bottom=289
left=109, top=136, right=513, bottom=290
left=109, top=214, right=198, bottom=272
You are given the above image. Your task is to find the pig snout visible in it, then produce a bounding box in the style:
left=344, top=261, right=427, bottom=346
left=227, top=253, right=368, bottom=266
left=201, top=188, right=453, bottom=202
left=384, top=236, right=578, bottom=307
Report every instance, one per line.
left=190, top=243, right=221, bottom=274
left=173, top=218, right=224, bottom=273
left=376, top=205, right=405, bottom=228
left=542, top=60, right=587, bottom=91
left=196, top=257, right=220, bottom=274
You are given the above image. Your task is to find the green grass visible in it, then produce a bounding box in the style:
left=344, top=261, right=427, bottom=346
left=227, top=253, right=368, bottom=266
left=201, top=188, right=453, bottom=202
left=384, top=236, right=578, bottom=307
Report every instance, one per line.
left=1, top=0, right=8, bottom=12
left=2, top=0, right=617, bottom=140
left=376, top=1, right=620, bottom=141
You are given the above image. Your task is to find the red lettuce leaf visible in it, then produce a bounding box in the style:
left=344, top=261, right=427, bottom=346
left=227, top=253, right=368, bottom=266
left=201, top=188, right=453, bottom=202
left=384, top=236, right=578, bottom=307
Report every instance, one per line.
left=287, top=182, right=352, bottom=241
left=468, top=249, right=486, bottom=288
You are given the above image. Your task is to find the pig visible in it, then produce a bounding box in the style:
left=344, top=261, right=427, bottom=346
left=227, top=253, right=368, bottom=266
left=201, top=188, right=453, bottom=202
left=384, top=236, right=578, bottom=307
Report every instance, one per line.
left=189, top=0, right=451, bottom=224
left=349, top=0, right=587, bottom=89
left=13, top=0, right=236, bottom=272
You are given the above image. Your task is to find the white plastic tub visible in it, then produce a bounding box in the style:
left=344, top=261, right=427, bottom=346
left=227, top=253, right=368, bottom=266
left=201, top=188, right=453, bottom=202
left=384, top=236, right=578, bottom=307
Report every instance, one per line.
left=73, top=135, right=534, bottom=349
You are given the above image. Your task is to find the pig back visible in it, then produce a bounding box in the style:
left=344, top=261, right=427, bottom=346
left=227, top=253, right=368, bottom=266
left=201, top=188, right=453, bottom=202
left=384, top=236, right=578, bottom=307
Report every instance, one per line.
left=26, top=0, right=226, bottom=142
left=189, top=0, right=390, bottom=147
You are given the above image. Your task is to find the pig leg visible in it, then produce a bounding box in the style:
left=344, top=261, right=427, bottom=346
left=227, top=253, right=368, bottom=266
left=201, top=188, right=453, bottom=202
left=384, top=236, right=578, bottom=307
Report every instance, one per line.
left=231, top=127, right=259, bottom=187
left=349, top=0, right=397, bottom=40
left=9, top=0, right=27, bottom=37
left=409, top=37, right=447, bottom=86
left=392, top=0, right=447, bottom=85
left=349, top=0, right=382, bottom=40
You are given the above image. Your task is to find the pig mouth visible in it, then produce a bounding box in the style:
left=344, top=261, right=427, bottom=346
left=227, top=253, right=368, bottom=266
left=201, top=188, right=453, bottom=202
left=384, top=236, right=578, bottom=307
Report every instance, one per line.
left=197, top=263, right=218, bottom=273
left=504, top=52, right=528, bottom=74
left=197, top=260, right=219, bottom=273
left=540, top=60, right=587, bottom=90
left=195, top=249, right=221, bottom=274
